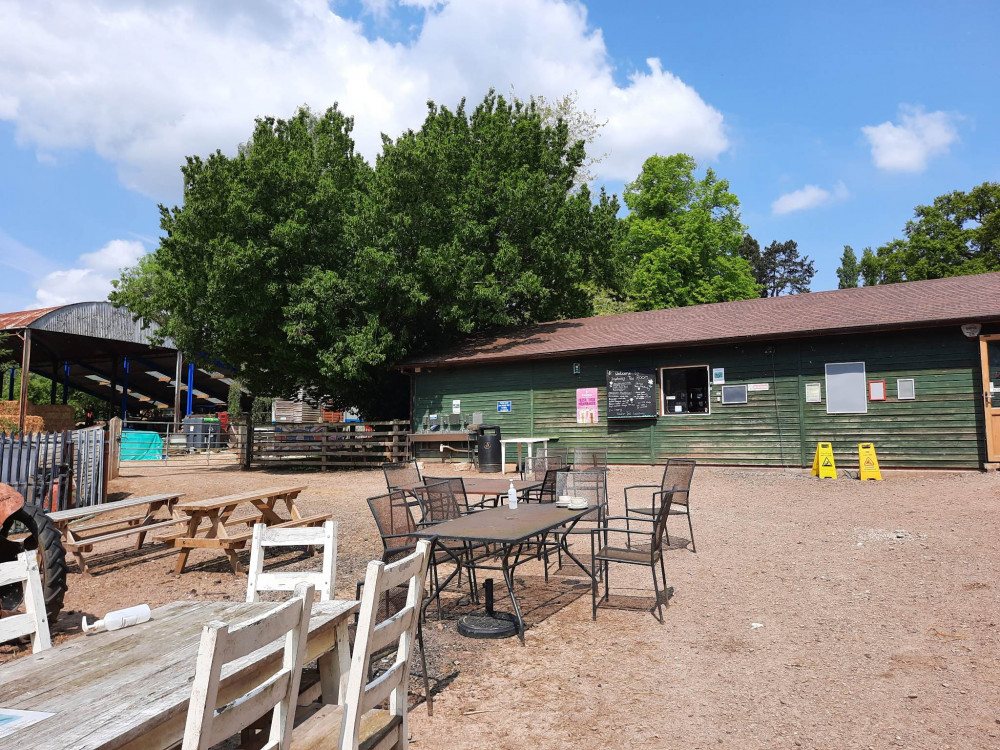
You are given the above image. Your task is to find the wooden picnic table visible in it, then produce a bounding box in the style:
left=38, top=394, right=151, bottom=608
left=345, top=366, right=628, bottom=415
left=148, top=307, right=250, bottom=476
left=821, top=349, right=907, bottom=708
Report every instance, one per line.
left=48, top=494, right=185, bottom=575
left=0, top=599, right=359, bottom=750
left=166, top=486, right=330, bottom=574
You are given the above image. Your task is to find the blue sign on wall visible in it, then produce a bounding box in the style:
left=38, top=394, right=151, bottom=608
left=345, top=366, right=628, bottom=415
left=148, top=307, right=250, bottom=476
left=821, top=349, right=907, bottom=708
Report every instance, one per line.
left=497, top=400, right=512, bottom=413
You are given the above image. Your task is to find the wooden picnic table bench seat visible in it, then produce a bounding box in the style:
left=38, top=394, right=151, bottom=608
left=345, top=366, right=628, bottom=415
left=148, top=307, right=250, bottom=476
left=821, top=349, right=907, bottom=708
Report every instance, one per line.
left=47, top=493, right=184, bottom=575
left=169, top=513, right=332, bottom=549
left=47, top=494, right=181, bottom=523
left=155, top=512, right=267, bottom=543
left=168, top=485, right=325, bottom=574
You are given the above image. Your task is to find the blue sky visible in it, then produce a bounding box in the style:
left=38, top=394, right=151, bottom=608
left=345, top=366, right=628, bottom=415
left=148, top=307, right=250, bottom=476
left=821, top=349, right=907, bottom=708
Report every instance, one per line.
left=1, top=0, right=997, bottom=312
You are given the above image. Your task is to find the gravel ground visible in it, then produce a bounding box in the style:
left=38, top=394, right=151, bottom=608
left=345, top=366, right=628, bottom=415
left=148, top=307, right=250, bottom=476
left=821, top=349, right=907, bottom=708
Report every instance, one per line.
left=3, top=459, right=998, bottom=750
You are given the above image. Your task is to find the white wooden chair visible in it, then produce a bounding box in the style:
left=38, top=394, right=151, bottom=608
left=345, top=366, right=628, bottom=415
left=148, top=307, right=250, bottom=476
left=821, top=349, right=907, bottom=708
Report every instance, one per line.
left=247, top=520, right=338, bottom=603
left=0, top=551, right=51, bottom=653
left=291, top=539, right=432, bottom=750
left=182, top=582, right=315, bottom=750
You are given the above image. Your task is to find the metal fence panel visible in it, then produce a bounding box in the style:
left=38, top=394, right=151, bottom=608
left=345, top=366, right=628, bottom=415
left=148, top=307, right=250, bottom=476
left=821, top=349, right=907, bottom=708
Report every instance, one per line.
left=0, top=430, right=72, bottom=510
left=70, top=426, right=105, bottom=508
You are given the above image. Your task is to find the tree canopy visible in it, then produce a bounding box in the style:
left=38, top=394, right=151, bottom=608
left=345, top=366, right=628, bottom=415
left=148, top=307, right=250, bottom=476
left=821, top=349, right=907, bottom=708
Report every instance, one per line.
left=739, top=236, right=815, bottom=297
left=857, top=181, right=1000, bottom=284
left=619, top=154, right=759, bottom=310
left=112, top=95, right=621, bottom=416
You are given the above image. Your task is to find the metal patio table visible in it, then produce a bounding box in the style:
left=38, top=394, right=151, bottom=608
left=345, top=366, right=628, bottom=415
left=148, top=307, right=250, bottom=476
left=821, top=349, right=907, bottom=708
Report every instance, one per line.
left=414, top=503, right=595, bottom=645
left=393, top=477, right=542, bottom=512
left=394, top=477, right=540, bottom=497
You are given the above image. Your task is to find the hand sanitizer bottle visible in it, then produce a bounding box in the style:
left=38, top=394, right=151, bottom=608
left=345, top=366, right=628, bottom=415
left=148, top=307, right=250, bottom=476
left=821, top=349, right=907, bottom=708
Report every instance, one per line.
left=82, top=604, right=151, bottom=633
left=507, top=479, right=518, bottom=510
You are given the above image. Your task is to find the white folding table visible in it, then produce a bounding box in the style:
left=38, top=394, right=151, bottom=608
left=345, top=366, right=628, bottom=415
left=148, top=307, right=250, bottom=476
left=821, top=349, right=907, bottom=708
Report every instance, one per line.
left=499, top=437, right=554, bottom=474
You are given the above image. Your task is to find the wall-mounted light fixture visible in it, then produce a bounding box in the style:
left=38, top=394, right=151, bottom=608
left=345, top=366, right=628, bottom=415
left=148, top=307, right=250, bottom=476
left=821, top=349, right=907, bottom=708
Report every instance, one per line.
left=961, top=323, right=982, bottom=338
left=572, top=363, right=581, bottom=375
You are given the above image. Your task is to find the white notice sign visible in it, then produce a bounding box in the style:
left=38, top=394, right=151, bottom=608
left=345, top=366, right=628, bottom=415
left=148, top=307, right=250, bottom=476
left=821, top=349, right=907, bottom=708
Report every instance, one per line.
left=747, top=383, right=770, bottom=391
left=452, top=399, right=461, bottom=414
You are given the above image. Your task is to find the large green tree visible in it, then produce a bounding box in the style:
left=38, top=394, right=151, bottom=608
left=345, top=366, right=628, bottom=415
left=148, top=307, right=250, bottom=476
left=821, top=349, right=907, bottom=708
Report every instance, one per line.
left=860, top=181, right=1000, bottom=284
left=620, top=154, right=758, bottom=310
left=739, top=236, right=815, bottom=297
left=113, top=95, right=621, bottom=416
left=113, top=105, right=373, bottom=408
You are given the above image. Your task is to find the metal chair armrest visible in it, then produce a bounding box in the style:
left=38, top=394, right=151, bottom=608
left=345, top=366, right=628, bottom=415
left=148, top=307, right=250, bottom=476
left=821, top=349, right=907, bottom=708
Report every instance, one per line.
left=383, top=532, right=421, bottom=541
left=623, top=484, right=661, bottom=510
left=590, top=526, right=654, bottom=537
left=603, top=515, right=655, bottom=523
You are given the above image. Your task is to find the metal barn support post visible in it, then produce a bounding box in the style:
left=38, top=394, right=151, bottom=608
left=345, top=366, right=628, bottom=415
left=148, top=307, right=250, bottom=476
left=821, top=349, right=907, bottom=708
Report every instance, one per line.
left=186, top=362, right=194, bottom=416
left=17, top=330, right=31, bottom=433
left=173, top=351, right=183, bottom=428
left=120, top=356, right=129, bottom=421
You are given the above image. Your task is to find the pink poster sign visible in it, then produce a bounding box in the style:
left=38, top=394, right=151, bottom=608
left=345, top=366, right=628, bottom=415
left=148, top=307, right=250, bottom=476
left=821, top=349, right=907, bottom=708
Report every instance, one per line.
left=576, top=387, right=599, bottom=424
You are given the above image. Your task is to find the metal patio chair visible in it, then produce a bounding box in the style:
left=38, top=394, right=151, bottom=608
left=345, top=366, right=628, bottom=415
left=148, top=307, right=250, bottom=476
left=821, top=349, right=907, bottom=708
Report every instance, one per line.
left=521, top=453, right=568, bottom=482
left=624, top=458, right=697, bottom=552
left=413, top=480, right=482, bottom=600
left=422, top=475, right=486, bottom=513
left=550, top=469, right=608, bottom=575
left=572, top=448, right=608, bottom=470
left=590, top=489, right=675, bottom=623
left=382, top=460, right=422, bottom=493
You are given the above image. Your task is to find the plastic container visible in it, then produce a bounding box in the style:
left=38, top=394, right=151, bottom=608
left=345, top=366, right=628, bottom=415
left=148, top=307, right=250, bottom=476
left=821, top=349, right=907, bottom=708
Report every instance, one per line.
left=82, top=604, right=151, bottom=633
left=507, top=479, right=518, bottom=510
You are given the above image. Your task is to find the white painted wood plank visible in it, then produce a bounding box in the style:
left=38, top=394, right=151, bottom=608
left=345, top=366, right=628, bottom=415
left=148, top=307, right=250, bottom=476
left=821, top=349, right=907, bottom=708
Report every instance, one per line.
left=0, top=599, right=358, bottom=750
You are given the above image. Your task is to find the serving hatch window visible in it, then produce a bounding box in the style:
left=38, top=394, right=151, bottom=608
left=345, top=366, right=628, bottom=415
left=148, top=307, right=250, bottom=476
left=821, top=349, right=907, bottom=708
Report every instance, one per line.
left=660, top=366, right=710, bottom=415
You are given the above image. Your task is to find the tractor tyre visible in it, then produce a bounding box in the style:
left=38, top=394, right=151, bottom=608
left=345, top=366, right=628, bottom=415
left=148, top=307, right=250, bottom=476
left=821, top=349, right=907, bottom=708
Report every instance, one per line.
left=0, top=503, right=68, bottom=622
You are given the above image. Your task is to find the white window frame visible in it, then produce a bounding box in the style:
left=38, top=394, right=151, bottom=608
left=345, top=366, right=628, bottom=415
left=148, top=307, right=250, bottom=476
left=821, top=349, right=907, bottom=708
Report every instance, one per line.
left=659, top=365, right=712, bottom=416
left=896, top=378, right=916, bottom=400
left=825, top=361, right=868, bottom=414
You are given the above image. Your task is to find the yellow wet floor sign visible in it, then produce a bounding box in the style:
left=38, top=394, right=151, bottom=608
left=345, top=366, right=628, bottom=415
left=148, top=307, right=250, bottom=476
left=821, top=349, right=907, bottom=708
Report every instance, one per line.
left=811, top=442, right=837, bottom=479
left=859, top=443, right=882, bottom=481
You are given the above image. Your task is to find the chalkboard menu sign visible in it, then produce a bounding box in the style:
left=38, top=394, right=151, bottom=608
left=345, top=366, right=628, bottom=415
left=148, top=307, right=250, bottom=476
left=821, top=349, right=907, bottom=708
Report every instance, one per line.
left=606, top=368, right=658, bottom=419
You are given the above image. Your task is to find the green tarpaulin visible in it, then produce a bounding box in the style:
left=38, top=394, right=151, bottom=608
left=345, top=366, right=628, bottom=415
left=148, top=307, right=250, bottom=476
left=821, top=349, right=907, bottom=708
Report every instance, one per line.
left=121, top=430, right=163, bottom=461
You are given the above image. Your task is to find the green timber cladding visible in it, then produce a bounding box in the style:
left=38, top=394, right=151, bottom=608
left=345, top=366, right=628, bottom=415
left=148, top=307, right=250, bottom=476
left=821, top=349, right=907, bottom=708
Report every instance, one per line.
left=411, top=327, right=986, bottom=469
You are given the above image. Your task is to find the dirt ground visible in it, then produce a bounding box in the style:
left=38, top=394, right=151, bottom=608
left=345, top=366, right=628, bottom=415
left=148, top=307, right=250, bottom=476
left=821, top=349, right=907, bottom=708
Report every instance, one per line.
left=3, top=458, right=999, bottom=749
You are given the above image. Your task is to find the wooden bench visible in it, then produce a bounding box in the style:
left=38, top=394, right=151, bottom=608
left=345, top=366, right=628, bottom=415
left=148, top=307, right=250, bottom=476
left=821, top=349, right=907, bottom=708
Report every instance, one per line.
left=48, top=493, right=184, bottom=575
left=168, top=486, right=331, bottom=574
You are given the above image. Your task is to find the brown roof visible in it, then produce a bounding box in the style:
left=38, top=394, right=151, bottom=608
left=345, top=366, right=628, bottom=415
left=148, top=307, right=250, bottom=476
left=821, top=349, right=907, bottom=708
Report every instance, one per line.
left=403, top=273, right=1000, bottom=368
left=0, top=306, right=61, bottom=331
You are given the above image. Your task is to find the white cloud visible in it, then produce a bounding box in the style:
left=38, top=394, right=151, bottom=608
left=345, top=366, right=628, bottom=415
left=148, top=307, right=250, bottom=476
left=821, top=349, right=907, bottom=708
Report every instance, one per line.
left=772, top=181, right=849, bottom=216
left=861, top=105, right=959, bottom=173
left=35, top=240, right=146, bottom=307
left=0, top=0, right=729, bottom=201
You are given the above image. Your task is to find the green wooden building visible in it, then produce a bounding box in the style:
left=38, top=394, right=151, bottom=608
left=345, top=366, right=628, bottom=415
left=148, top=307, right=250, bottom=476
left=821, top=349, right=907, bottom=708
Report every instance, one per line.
left=401, top=273, right=1000, bottom=470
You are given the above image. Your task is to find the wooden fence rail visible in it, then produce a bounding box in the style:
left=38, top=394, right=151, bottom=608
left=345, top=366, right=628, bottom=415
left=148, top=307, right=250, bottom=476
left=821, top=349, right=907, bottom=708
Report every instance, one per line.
left=249, top=420, right=410, bottom=470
